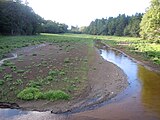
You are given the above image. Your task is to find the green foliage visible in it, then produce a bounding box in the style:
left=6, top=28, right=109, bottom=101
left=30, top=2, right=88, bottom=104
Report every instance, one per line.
left=46, top=76, right=54, bottom=81
left=66, top=85, right=77, bottom=92
left=42, top=90, right=70, bottom=101
left=3, top=61, right=15, bottom=66
left=59, top=71, right=66, bottom=76
left=4, top=74, right=12, bottom=79
left=16, top=79, right=23, bottom=85
left=17, top=88, right=69, bottom=101
left=16, top=69, right=25, bottom=73
left=102, top=36, right=160, bottom=64
left=17, top=87, right=43, bottom=100
left=42, top=20, right=68, bottom=34
left=69, top=26, right=83, bottom=34
left=28, top=80, right=42, bottom=88
left=0, top=80, right=5, bottom=85
left=0, top=34, right=92, bottom=102
left=140, top=0, right=160, bottom=40
left=49, top=70, right=58, bottom=76
left=0, top=1, right=43, bottom=35
left=84, top=13, right=143, bottom=37
left=0, top=67, right=5, bottom=72
left=124, top=13, right=143, bottom=37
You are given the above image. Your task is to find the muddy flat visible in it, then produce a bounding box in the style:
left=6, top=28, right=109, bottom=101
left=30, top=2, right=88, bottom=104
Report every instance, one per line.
left=0, top=40, right=128, bottom=113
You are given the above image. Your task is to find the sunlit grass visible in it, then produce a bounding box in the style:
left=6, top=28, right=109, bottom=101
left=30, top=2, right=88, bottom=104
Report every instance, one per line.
left=1, top=33, right=159, bottom=64
left=100, top=36, right=160, bottom=64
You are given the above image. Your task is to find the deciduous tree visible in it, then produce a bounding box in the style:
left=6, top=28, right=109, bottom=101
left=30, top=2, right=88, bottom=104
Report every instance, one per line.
left=140, top=0, right=160, bottom=40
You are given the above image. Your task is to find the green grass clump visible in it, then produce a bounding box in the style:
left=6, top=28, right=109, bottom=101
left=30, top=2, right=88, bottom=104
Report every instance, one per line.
left=16, top=69, right=25, bottom=73
left=49, top=70, right=58, bottom=76
left=0, top=80, right=5, bottom=85
left=17, top=88, right=69, bottom=101
left=27, top=80, right=42, bottom=88
left=46, top=76, right=54, bottom=81
left=59, top=71, right=66, bottom=75
left=42, top=90, right=70, bottom=101
left=4, top=74, right=12, bottom=79
left=16, top=79, right=23, bottom=85
left=3, top=61, right=15, bottom=66
left=0, top=67, right=5, bottom=72
left=64, top=58, right=70, bottom=63
left=17, top=87, right=43, bottom=100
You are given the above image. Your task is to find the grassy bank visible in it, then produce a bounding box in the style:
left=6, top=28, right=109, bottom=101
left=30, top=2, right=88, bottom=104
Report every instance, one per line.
left=96, top=36, right=160, bottom=65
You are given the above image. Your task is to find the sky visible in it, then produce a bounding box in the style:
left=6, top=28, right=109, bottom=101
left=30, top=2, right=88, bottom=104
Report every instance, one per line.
left=26, top=0, right=151, bottom=27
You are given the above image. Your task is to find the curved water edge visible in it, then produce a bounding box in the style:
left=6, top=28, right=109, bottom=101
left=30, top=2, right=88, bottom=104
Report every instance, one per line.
left=99, top=41, right=160, bottom=74
left=0, top=53, right=18, bottom=66
left=1, top=41, right=160, bottom=119
left=0, top=43, right=47, bottom=67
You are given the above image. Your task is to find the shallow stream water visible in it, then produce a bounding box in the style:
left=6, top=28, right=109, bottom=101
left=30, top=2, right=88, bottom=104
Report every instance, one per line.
left=1, top=43, right=160, bottom=120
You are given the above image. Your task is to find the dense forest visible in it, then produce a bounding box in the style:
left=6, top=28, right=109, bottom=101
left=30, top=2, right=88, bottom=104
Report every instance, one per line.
left=0, top=0, right=159, bottom=40
left=0, top=0, right=42, bottom=35
left=0, top=0, right=68, bottom=35
left=41, top=20, right=68, bottom=34
left=84, top=13, right=143, bottom=37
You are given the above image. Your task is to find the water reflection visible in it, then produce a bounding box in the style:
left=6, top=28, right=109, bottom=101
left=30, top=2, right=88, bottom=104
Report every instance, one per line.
left=100, top=49, right=140, bottom=95
left=138, top=65, right=160, bottom=115
left=0, top=109, right=28, bottom=119
left=98, top=47, right=160, bottom=119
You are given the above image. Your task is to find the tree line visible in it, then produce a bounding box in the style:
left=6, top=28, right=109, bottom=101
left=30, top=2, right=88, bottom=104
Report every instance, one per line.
left=84, top=13, right=143, bottom=37
left=84, top=0, right=160, bottom=41
left=0, top=0, right=68, bottom=35
left=0, top=0, right=159, bottom=41
left=41, top=20, right=68, bottom=34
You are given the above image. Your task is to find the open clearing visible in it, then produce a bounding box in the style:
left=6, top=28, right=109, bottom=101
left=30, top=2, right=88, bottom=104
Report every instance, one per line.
left=0, top=34, right=128, bottom=112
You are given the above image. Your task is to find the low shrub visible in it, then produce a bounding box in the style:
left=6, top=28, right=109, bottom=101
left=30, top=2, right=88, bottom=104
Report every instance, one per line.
left=17, top=87, right=43, bottom=100
left=42, top=90, right=70, bottom=101
left=17, top=88, right=70, bottom=101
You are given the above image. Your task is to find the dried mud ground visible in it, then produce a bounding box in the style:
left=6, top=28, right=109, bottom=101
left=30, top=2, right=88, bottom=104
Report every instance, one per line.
left=0, top=42, right=128, bottom=113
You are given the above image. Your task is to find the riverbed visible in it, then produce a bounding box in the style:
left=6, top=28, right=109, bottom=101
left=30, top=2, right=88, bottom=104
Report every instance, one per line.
left=1, top=42, right=160, bottom=120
